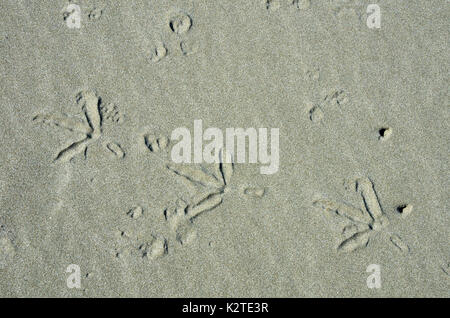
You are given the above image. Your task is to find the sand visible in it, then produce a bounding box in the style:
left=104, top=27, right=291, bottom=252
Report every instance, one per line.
left=0, top=0, right=449, bottom=297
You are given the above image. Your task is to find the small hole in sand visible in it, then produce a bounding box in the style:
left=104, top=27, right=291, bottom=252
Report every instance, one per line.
left=378, top=127, right=392, bottom=140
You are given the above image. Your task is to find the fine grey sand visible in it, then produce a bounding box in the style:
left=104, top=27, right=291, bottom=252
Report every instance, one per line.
left=0, top=0, right=449, bottom=297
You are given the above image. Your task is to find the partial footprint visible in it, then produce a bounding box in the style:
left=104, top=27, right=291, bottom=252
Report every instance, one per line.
left=305, top=67, right=320, bottom=81
left=180, top=40, right=199, bottom=56
left=441, top=262, right=450, bottom=276
left=309, top=106, right=323, bottom=123
left=100, top=102, right=124, bottom=124
left=307, top=89, right=349, bottom=123
left=106, top=142, right=125, bottom=159
left=144, top=134, right=170, bottom=153
left=88, top=7, right=103, bottom=21
left=265, top=0, right=281, bottom=11
left=337, top=230, right=370, bottom=253
left=149, top=43, right=167, bottom=63
left=292, top=0, right=311, bottom=10
left=243, top=187, right=265, bottom=198
left=127, top=206, right=143, bottom=219
left=389, top=234, right=410, bottom=254
left=164, top=200, right=197, bottom=246
left=115, top=229, right=167, bottom=261
left=140, top=236, right=168, bottom=260
left=325, top=89, right=349, bottom=106
left=168, top=12, right=192, bottom=35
